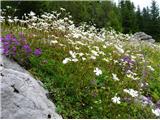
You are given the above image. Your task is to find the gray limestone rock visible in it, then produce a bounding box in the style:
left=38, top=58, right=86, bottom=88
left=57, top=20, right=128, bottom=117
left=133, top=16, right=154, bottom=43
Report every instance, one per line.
left=131, top=32, right=155, bottom=43
left=0, top=56, right=62, bottom=119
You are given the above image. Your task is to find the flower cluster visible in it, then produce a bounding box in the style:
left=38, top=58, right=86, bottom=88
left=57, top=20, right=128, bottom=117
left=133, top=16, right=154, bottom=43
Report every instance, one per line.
left=152, top=108, right=160, bottom=117
left=1, top=33, right=42, bottom=65
left=123, top=89, right=139, bottom=98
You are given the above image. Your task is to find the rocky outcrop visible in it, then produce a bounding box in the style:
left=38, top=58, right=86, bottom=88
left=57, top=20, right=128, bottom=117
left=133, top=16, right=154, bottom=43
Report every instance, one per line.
left=131, top=32, right=155, bottom=43
left=0, top=56, right=62, bottom=119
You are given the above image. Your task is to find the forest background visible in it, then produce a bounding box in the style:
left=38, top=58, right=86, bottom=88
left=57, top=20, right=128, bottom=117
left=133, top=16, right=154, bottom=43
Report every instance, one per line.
left=1, top=0, right=160, bottom=41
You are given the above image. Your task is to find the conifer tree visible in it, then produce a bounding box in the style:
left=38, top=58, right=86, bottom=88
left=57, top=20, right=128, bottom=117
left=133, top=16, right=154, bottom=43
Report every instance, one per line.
left=149, top=0, right=160, bottom=40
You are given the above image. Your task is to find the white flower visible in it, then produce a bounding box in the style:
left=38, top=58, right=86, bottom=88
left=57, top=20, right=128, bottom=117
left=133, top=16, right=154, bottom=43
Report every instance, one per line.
left=75, top=47, right=79, bottom=50
left=91, top=50, right=99, bottom=56
left=60, top=8, right=66, bottom=11
left=113, top=60, right=118, bottom=63
left=112, top=73, right=119, bottom=81
left=141, top=82, right=148, bottom=87
left=59, top=43, right=65, bottom=47
left=6, top=6, right=11, bottom=9
left=64, top=17, right=68, bottom=21
left=82, top=57, right=86, bottom=61
left=32, top=23, right=36, bottom=26
left=131, top=55, right=136, bottom=59
left=147, top=66, right=155, bottom=71
left=103, top=58, right=109, bottom=62
left=41, top=14, right=47, bottom=18
left=69, top=51, right=76, bottom=58
left=90, top=55, right=96, bottom=60
left=126, top=70, right=137, bottom=76
left=29, top=11, right=35, bottom=16
left=50, top=40, right=58, bottom=44
left=114, top=45, right=124, bottom=54
left=100, top=51, right=105, bottom=56
left=71, top=58, right=78, bottom=62
left=112, top=95, right=121, bottom=104
left=73, top=33, right=81, bottom=39
left=62, top=58, right=71, bottom=64
left=126, top=74, right=139, bottom=80
left=8, top=19, right=13, bottom=23
left=78, top=53, right=84, bottom=56
left=152, top=108, right=160, bottom=117
left=103, top=45, right=107, bottom=49
left=94, top=67, right=102, bottom=76
left=123, top=89, right=138, bottom=97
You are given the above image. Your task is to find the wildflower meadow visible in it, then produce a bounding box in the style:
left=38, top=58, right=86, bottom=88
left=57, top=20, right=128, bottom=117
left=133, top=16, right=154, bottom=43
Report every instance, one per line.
left=1, top=5, right=160, bottom=119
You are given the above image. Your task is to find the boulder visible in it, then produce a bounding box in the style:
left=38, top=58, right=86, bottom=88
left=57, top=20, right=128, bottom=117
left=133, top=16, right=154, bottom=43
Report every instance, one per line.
left=131, top=32, right=155, bottom=43
left=0, top=56, right=62, bottom=119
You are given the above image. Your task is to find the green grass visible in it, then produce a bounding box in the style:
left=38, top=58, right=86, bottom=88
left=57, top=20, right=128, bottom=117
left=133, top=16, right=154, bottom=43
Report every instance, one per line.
left=1, top=25, right=160, bottom=118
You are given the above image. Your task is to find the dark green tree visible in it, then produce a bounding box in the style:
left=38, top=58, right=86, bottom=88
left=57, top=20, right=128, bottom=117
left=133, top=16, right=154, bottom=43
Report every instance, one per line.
left=135, top=6, right=143, bottom=31
left=141, top=7, right=151, bottom=34
left=119, top=0, right=137, bottom=33
left=149, top=0, right=160, bottom=40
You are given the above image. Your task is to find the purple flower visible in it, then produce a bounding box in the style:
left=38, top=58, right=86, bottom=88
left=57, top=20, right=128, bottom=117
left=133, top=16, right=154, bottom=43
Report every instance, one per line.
left=19, top=32, right=24, bottom=36
left=12, top=38, right=20, bottom=45
left=143, top=96, right=152, bottom=103
left=12, top=38, right=17, bottom=42
left=5, top=34, right=12, bottom=41
left=23, top=44, right=32, bottom=53
left=123, top=56, right=131, bottom=63
left=3, top=41, right=9, bottom=46
left=2, top=33, right=42, bottom=65
left=3, top=48, right=9, bottom=55
left=156, top=100, right=160, bottom=109
left=12, top=46, right=16, bottom=51
left=34, top=48, right=42, bottom=56
left=15, top=40, right=20, bottom=46
left=0, top=37, right=3, bottom=41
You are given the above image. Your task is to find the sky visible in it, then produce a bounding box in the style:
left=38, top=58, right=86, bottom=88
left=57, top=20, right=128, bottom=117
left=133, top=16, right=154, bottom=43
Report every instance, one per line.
left=113, top=0, right=160, bottom=10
